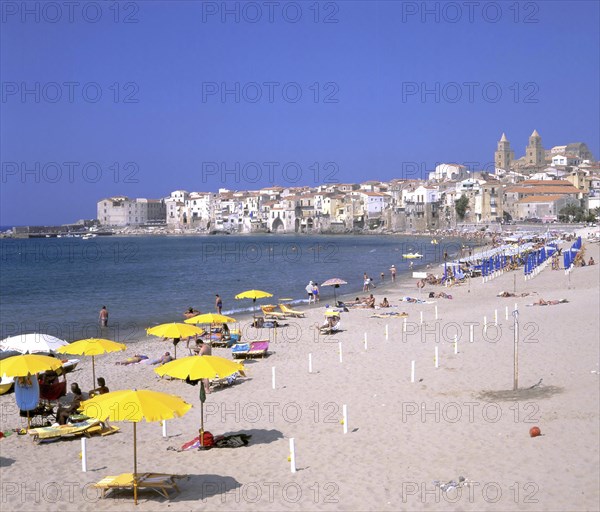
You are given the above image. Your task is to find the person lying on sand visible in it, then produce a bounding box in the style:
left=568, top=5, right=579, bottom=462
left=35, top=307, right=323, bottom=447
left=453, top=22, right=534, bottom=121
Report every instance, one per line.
left=531, top=298, right=569, bottom=306
left=115, top=354, right=148, bottom=365
left=150, top=352, right=174, bottom=365
left=497, top=291, right=531, bottom=298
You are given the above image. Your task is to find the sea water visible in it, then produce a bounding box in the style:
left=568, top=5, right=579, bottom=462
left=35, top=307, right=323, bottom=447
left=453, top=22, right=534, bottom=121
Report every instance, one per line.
left=0, top=234, right=467, bottom=342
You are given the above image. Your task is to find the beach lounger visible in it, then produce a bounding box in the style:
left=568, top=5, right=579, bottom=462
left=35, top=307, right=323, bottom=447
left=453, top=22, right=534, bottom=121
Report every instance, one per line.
left=28, top=418, right=119, bottom=443
left=279, top=304, right=305, bottom=317
left=232, top=341, right=269, bottom=359
left=261, top=305, right=287, bottom=320
left=94, top=473, right=185, bottom=500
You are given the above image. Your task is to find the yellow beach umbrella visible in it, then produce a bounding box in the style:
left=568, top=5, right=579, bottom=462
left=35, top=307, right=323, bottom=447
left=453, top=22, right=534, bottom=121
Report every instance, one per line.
left=235, top=289, right=273, bottom=319
left=57, top=338, right=126, bottom=390
left=146, top=323, right=204, bottom=359
left=81, top=389, right=191, bottom=505
left=184, top=313, right=237, bottom=325
left=0, top=354, right=62, bottom=377
left=155, top=355, right=245, bottom=448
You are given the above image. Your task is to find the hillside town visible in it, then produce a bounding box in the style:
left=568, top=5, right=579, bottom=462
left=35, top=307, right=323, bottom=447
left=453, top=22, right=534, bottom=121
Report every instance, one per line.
left=79, top=131, right=600, bottom=234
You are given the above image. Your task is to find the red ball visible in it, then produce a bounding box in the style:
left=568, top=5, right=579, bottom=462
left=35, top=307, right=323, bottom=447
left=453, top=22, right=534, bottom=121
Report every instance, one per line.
left=529, top=426, right=541, bottom=437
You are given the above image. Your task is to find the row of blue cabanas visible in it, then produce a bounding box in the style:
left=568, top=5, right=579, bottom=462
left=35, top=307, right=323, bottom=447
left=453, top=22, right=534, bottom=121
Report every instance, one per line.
left=523, top=241, right=559, bottom=276
left=563, top=236, right=582, bottom=269
left=443, top=237, right=559, bottom=280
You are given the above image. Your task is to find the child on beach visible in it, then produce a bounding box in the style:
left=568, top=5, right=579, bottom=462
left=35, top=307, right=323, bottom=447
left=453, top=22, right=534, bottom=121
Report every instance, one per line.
left=312, top=283, right=320, bottom=302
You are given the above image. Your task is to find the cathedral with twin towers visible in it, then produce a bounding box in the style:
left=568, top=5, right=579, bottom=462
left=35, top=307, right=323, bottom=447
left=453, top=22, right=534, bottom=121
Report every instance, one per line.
left=494, top=130, right=593, bottom=174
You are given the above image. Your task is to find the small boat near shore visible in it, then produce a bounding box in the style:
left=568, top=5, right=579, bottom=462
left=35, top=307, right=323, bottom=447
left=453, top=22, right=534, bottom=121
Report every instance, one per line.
left=402, top=253, right=423, bottom=259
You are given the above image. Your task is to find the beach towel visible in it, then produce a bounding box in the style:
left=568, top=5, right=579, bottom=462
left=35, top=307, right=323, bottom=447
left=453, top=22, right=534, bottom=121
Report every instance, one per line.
left=15, top=376, right=40, bottom=411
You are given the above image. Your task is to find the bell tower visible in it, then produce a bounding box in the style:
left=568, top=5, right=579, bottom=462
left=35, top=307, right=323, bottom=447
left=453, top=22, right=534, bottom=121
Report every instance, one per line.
left=526, top=129, right=544, bottom=166
left=495, top=133, right=514, bottom=171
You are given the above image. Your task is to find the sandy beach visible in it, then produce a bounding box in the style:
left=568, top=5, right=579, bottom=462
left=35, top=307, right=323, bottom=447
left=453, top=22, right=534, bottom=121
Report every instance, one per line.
left=1, top=234, right=599, bottom=511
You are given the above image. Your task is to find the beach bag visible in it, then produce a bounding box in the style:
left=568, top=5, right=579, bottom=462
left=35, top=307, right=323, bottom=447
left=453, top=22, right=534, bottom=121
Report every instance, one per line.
left=202, top=431, right=214, bottom=447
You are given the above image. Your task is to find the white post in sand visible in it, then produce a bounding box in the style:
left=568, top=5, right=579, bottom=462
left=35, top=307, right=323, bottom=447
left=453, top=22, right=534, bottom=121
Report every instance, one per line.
left=342, top=404, right=348, bottom=434
left=483, top=315, right=487, bottom=331
left=271, top=367, right=276, bottom=390
left=420, top=311, right=423, bottom=325
left=289, top=438, right=296, bottom=473
left=469, top=324, right=474, bottom=343
left=81, top=438, right=87, bottom=472
left=505, top=305, right=509, bottom=321
left=434, top=346, right=439, bottom=368
left=338, top=341, right=343, bottom=363
left=403, top=317, right=407, bottom=332
left=435, top=305, right=438, bottom=320
left=411, top=360, right=415, bottom=383
left=162, top=420, right=168, bottom=438
left=454, top=334, right=458, bottom=354
left=308, top=353, right=313, bottom=374
left=494, top=309, right=498, bottom=324
left=513, top=305, right=519, bottom=391
left=385, top=324, right=389, bottom=340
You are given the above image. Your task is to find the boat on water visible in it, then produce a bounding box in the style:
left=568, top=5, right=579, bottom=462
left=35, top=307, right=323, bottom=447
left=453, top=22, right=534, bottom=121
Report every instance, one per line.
left=402, top=253, right=423, bottom=259
left=82, top=234, right=97, bottom=240
left=0, top=375, right=14, bottom=395
left=431, top=239, right=439, bottom=244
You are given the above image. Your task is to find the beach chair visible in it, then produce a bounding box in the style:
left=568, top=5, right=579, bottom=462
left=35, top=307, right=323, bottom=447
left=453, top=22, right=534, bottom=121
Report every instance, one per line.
left=319, top=321, right=342, bottom=335
left=279, top=304, right=305, bottom=318
left=28, top=418, right=119, bottom=443
left=260, top=305, right=287, bottom=320
left=232, top=341, right=269, bottom=359
left=94, top=473, right=185, bottom=500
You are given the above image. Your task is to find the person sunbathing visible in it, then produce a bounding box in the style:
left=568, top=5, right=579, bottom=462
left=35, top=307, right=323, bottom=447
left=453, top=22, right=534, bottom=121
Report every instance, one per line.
left=88, top=377, right=109, bottom=397
left=150, top=352, right=174, bottom=365
left=57, top=383, right=84, bottom=425
left=115, top=354, right=148, bottom=365
left=497, top=291, right=530, bottom=298
left=533, top=298, right=568, bottom=306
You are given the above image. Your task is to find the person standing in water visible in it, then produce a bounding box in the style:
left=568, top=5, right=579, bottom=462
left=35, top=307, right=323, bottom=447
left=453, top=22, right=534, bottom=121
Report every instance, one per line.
left=99, top=306, right=108, bottom=328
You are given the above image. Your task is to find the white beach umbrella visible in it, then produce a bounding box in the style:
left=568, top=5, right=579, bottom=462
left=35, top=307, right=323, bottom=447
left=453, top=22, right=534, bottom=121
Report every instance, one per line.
left=0, top=333, right=68, bottom=354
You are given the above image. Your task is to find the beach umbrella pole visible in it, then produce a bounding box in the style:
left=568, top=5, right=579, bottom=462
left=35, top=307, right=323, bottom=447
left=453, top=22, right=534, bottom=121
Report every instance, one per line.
left=133, top=422, right=138, bottom=505
left=91, top=356, right=96, bottom=392
left=199, top=385, right=206, bottom=449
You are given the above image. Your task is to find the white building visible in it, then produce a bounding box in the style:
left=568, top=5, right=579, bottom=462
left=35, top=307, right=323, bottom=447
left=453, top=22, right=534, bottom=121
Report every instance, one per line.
left=428, top=163, right=469, bottom=182
left=97, top=197, right=166, bottom=226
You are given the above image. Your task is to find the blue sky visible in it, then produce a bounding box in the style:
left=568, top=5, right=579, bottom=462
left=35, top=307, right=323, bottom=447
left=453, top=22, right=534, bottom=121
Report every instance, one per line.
left=1, top=0, right=599, bottom=225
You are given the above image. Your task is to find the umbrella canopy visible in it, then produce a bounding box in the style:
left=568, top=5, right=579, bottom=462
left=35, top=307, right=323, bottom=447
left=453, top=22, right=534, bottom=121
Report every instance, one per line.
left=184, top=313, right=237, bottom=325
left=235, top=289, right=273, bottom=300
left=321, top=278, right=348, bottom=302
left=0, top=333, right=68, bottom=354
left=57, top=338, right=126, bottom=390
left=0, top=354, right=63, bottom=377
left=321, top=278, right=348, bottom=287
left=146, top=323, right=204, bottom=358
left=81, top=389, right=191, bottom=505
left=155, top=355, right=244, bottom=448
left=235, top=290, right=273, bottom=320
left=155, top=355, right=245, bottom=380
